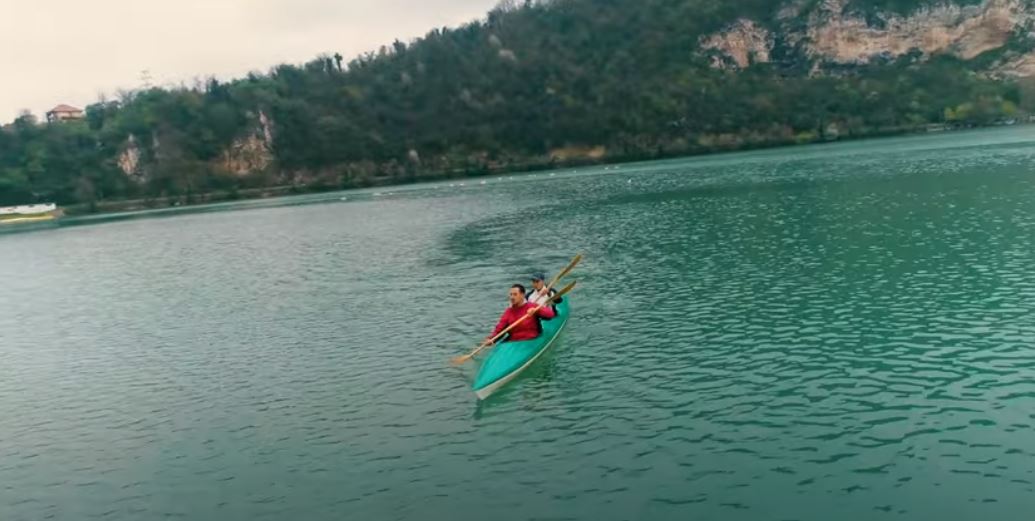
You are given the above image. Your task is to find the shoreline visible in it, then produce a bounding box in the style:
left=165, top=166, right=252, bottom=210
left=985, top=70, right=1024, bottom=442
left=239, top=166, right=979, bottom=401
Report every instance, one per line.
left=0, top=215, right=57, bottom=225
left=46, top=121, right=1035, bottom=219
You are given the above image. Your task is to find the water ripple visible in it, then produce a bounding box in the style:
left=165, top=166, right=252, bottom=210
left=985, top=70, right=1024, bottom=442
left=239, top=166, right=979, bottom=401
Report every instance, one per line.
left=3, top=129, right=1035, bottom=520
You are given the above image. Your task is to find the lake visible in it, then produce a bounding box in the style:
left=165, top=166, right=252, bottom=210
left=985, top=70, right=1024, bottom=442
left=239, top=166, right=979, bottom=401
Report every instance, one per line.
left=2, top=127, right=1035, bottom=520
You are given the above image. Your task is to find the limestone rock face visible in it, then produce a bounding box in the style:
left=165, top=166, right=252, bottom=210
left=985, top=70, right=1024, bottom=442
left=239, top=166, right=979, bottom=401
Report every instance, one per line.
left=701, top=0, right=1035, bottom=75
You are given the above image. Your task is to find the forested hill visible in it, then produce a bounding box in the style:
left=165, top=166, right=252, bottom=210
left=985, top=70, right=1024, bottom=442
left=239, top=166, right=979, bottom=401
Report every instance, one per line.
left=4, top=0, right=1035, bottom=208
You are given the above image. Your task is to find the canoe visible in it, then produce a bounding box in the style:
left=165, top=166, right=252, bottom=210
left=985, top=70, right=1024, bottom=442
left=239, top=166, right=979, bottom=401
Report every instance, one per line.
left=473, top=296, right=570, bottom=399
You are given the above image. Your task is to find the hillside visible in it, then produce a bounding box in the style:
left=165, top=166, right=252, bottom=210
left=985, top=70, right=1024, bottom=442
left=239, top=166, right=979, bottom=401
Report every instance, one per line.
left=3, top=0, right=1035, bottom=208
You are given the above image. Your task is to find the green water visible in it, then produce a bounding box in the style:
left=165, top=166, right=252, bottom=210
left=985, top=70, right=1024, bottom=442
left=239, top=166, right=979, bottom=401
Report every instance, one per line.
left=2, top=128, right=1035, bottom=520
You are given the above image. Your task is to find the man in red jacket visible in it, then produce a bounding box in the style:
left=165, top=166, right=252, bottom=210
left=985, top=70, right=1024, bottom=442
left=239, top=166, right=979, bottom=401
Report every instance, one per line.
left=486, top=284, right=556, bottom=345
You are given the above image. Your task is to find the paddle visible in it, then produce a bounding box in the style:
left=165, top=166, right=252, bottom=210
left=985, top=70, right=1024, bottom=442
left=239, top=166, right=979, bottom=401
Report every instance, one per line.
left=451, top=280, right=577, bottom=366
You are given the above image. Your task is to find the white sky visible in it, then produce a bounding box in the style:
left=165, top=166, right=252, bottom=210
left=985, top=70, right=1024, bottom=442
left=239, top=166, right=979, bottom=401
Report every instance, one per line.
left=0, top=0, right=500, bottom=123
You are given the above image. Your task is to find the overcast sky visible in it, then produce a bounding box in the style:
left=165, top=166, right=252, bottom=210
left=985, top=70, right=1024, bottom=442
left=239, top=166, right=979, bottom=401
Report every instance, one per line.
left=0, top=0, right=500, bottom=123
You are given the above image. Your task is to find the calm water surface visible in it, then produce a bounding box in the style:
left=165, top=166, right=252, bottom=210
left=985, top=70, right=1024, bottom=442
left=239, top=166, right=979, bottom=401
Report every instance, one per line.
left=2, top=128, right=1035, bottom=520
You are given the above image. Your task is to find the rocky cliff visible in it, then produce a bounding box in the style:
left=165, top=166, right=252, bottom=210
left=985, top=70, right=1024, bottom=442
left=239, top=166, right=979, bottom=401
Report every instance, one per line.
left=702, top=0, right=1035, bottom=73
left=221, top=111, right=275, bottom=176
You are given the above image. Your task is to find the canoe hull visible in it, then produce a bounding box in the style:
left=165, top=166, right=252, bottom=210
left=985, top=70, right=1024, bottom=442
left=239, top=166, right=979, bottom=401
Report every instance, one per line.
left=473, top=298, right=570, bottom=399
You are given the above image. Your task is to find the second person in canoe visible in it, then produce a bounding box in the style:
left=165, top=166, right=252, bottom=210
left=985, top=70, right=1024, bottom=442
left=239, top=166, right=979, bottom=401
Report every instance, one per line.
left=526, top=272, right=563, bottom=308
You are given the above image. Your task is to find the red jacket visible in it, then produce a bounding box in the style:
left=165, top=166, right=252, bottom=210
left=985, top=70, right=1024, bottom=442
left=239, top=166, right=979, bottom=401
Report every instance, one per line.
left=490, top=302, right=556, bottom=342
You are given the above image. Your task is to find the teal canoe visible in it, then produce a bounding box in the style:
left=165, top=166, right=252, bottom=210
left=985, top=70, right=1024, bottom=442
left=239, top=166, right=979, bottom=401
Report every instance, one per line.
left=473, top=297, right=570, bottom=399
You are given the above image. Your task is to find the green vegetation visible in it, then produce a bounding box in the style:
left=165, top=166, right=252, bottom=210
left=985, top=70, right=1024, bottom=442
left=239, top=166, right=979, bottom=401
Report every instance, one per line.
left=0, top=0, right=1029, bottom=209
left=846, top=0, right=987, bottom=17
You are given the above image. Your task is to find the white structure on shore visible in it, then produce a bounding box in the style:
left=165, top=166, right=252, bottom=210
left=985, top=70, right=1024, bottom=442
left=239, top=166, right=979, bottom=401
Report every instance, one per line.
left=0, top=203, right=57, bottom=215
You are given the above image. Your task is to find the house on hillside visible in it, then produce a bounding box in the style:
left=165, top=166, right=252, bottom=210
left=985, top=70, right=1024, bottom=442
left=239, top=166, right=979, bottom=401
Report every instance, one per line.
left=46, top=104, right=84, bottom=123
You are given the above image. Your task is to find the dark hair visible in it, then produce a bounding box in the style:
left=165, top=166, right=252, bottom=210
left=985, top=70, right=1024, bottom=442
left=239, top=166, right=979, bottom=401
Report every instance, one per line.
left=511, top=284, right=527, bottom=294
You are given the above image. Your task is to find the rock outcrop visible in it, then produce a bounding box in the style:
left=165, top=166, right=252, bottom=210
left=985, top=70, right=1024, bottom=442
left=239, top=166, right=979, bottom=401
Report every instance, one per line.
left=702, top=0, right=1035, bottom=72
left=995, top=51, right=1035, bottom=75
left=805, top=0, right=1030, bottom=63
left=700, top=19, right=774, bottom=68
left=221, top=111, right=275, bottom=176
left=117, top=135, right=143, bottom=182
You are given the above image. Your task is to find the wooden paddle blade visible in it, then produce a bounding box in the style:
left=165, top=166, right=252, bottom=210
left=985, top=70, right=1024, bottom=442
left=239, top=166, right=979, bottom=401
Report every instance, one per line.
left=561, top=253, right=583, bottom=275
left=452, top=339, right=493, bottom=366
left=553, top=280, right=577, bottom=300
left=547, top=254, right=583, bottom=289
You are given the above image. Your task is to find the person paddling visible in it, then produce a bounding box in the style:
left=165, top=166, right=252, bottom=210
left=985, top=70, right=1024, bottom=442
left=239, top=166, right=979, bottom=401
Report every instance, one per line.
left=486, top=284, right=556, bottom=346
left=527, top=272, right=561, bottom=307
